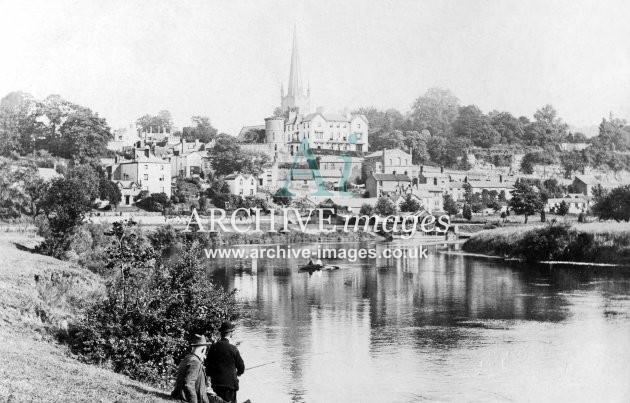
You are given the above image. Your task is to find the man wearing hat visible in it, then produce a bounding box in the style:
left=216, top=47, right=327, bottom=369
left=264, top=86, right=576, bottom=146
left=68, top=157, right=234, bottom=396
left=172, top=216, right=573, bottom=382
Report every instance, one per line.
left=171, top=334, right=213, bottom=403
left=205, top=321, right=245, bottom=403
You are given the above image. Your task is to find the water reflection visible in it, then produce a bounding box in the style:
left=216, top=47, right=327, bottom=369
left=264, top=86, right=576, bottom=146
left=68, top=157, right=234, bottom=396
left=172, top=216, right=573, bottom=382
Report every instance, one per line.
left=206, top=241, right=630, bottom=402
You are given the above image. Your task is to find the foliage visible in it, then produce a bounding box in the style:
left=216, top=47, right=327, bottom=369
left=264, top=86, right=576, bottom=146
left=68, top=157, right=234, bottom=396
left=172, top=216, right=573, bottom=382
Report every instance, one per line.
left=462, top=203, right=472, bottom=220
left=509, top=179, right=544, bottom=223
left=410, top=87, right=459, bottom=136
left=272, top=187, right=292, bottom=206
left=68, top=220, right=238, bottom=386
left=209, top=134, right=270, bottom=176
left=375, top=196, right=397, bottom=216
left=359, top=203, right=375, bottom=216
left=36, top=176, right=93, bottom=257
left=555, top=200, right=569, bottom=216
left=136, top=193, right=171, bottom=212
left=99, top=177, right=122, bottom=207
left=443, top=194, right=459, bottom=216
left=182, top=115, right=218, bottom=143
left=398, top=194, right=421, bottom=212
left=136, top=110, right=173, bottom=132
left=592, top=185, right=630, bottom=222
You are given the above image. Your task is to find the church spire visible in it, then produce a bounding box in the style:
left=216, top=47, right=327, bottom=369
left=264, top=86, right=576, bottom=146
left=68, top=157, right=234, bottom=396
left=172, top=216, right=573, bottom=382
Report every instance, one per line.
left=287, top=25, right=302, bottom=97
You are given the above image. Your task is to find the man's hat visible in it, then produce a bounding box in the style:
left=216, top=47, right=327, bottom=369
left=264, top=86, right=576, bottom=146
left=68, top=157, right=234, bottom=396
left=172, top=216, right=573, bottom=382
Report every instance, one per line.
left=190, top=334, right=213, bottom=346
left=219, top=321, right=235, bottom=333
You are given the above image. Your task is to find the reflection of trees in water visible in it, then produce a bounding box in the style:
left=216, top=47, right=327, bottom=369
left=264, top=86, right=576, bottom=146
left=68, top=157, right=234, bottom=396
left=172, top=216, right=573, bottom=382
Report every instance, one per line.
left=204, top=243, right=630, bottom=396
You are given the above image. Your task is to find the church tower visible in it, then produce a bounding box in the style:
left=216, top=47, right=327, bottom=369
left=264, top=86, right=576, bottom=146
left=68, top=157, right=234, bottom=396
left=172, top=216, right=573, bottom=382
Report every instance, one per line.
left=280, top=26, right=310, bottom=114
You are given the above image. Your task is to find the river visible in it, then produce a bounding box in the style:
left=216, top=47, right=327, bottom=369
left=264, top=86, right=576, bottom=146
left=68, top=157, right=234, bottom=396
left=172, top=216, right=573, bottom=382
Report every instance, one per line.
left=206, top=240, right=630, bottom=402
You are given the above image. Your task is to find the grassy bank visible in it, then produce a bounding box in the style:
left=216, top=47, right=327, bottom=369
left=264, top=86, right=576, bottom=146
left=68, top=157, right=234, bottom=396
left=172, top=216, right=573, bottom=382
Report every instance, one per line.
left=462, top=221, right=630, bottom=265
left=0, top=234, right=171, bottom=402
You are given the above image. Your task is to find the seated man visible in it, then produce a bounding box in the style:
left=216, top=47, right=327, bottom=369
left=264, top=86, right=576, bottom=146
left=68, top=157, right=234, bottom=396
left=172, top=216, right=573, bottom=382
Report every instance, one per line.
left=172, top=334, right=213, bottom=403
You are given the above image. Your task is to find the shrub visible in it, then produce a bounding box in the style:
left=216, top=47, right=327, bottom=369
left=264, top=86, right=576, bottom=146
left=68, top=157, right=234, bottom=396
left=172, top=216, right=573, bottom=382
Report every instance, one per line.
left=68, top=220, right=238, bottom=386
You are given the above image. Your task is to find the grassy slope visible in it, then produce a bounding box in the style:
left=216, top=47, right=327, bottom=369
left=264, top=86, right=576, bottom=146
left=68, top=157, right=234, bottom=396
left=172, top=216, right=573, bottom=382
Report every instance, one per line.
left=0, top=233, right=172, bottom=402
left=462, top=221, right=630, bottom=264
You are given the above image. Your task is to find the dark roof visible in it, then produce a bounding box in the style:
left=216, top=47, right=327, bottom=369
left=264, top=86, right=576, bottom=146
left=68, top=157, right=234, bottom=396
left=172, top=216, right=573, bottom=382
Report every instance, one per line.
left=372, top=173, right=411, bottom=182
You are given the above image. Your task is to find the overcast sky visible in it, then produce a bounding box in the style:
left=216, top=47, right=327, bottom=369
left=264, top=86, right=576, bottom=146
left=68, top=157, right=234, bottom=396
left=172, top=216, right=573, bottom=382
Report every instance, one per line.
left=1, top=0, right=629, bottom=135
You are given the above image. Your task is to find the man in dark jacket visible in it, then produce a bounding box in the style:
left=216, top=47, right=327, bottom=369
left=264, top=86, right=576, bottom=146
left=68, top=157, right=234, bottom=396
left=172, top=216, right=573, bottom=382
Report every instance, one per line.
left=171, top=334, right=213, bottom=403
left=205, top=321, right=245, bottom=403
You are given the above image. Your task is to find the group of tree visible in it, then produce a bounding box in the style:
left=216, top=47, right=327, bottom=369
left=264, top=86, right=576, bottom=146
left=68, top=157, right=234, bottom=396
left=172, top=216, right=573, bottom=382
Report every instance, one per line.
left=0, top=92, right=113, bottom=164
left=209, top=134, right=270, bottom=176
left=358, top=88, right=630, bottom=173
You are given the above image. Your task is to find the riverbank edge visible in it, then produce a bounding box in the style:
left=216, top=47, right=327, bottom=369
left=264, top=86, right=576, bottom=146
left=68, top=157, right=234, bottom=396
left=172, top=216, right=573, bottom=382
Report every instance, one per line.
left=0, top=233, right=172, bottom=402
left=460, top=222, right=630, bottom=267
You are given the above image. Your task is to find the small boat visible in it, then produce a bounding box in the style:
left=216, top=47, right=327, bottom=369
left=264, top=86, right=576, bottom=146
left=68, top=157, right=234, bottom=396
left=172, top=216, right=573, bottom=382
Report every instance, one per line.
left=298, top=264, right=340, bottom=272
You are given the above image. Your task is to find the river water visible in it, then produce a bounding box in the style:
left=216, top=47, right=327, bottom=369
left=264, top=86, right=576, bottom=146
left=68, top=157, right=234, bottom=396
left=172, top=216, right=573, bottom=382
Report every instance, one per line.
left=206, top=240, right=630, bottom=402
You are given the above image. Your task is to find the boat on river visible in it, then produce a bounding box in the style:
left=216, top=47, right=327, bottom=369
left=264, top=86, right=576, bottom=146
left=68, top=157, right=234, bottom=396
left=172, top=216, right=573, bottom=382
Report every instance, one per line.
left=298, top=264, right=340, bottom=273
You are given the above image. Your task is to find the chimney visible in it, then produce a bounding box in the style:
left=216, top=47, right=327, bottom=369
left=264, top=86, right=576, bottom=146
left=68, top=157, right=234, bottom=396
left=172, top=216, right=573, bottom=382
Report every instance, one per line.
left=440, top=166, right=444, bottom=173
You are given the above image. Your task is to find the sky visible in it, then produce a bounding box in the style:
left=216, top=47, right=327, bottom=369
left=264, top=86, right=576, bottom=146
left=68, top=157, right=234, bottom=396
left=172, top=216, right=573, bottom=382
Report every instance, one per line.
left=1, top=0, right=629, bottom=135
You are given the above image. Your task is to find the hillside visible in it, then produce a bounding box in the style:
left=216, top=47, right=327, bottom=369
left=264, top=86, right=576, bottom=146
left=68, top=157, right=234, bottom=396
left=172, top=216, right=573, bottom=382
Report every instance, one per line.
left=0, top=233, right=172, bottom=402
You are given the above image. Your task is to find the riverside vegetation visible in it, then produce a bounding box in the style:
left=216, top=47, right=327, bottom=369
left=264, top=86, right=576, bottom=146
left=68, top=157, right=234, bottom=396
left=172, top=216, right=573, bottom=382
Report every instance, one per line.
left=462, top=222, right=630, bottom=265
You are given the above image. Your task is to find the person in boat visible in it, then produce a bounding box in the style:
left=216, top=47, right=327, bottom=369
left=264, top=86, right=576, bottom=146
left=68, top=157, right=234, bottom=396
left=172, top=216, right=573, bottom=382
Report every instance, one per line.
left=205, top=321, right=245, bottom=403
left=171, top=334, right=213, bottom=403
left=314, top=258, right=323, bottom=266
left=307, top=258, right=315, bottom=266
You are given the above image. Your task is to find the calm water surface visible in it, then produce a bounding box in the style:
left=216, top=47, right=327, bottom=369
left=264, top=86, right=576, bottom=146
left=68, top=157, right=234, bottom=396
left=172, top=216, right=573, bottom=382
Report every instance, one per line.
left=206, top=240, right=630, bottom=402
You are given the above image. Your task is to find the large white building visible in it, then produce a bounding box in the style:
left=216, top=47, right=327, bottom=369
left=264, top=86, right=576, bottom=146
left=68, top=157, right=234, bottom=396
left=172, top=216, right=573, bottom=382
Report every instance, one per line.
left=244, top=28, right=369, bottom=158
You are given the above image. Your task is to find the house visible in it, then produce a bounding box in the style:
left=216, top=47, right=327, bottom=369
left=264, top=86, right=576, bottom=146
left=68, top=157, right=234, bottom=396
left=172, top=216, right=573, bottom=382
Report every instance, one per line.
left=411, top=186, right=444, bottom=213
left=366, top=173, right=411, bottom=197
left=313, top=196, right=379, bottom=215
left=363, top=149, right=418, bottom=178
left=170, top=150, right=208, bottom=178
left=418, top=165, right=449, bottom=190
left=468, top=181, right=514, bottom=200
left=545, top=196, right=591, bottom=214
left=317, top=155, right=363, bottom=182
left=225, top=173, right=258, bottom=197
left=107, top=124, right=141, bottom=151
left=446, top=181, right=466, bottom=202
left=109, top=148, right=172, bottom=195
left=573, top=175, right=600, bottom=196
left=115, top=181, right=141, bottom=206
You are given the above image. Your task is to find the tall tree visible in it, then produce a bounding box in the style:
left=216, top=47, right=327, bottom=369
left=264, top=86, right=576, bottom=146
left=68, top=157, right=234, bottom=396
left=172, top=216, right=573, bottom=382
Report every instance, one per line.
left=509, top=179, right=544, bottom=223
left=182, top=115, right=218, bottom=143
left=454, top=105, right=500, bottom=148
left=410, top=88, right=459, bottom=137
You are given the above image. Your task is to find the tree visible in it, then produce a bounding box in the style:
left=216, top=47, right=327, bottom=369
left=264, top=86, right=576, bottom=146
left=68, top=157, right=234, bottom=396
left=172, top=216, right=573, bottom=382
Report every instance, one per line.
left=37, top=176, right=93, bottom=257
left=399, top=194, right=421, bottom=212
left=489, top=111, right=525, bottom=144
left=375, top=196, right=397, bottom=216
left=182, top=116, right=218, bottom=143
left=410, top=88, right=459, bottom=136
left=99, top=178, right=122, bottom=208
left=443, top=194, right=459, bottom=216
left=463, top=203, right=472, bottom=220
left=556, top=200, right=569, bottom=216
left=560, top=151, right=586, bottom=178
left=0, top=91, right=38, bottom=155
left=136, top=110, right=173, bottom=132
left=592, top=185, right=630, bottom=222
left=453, top=105, right=500, bottom=148
left=509, top=179, right=544, bottom=223
left=359, top=203, right=375, bottom=216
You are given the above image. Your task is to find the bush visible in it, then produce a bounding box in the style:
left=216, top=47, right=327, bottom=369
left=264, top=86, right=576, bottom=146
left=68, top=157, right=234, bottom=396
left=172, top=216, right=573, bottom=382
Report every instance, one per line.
left=515, top=224, right=573, bottom=261
left=68, top=220, right=238, bottom=387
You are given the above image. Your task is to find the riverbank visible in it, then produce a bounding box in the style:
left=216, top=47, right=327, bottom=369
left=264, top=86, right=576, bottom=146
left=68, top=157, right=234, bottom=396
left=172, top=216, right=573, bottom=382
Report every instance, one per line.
left=462, top=221, right=630, bottom=265
left=0, top=233, right=172, bottom=402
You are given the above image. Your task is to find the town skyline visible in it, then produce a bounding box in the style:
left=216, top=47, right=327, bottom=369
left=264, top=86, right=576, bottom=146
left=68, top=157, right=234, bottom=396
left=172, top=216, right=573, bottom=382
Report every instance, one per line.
left=1, top=0, right=629, bottom=135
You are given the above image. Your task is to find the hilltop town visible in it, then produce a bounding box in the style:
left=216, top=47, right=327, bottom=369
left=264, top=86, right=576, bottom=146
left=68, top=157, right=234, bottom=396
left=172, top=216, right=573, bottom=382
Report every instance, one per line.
left=1, top=29, right=630, bottom=233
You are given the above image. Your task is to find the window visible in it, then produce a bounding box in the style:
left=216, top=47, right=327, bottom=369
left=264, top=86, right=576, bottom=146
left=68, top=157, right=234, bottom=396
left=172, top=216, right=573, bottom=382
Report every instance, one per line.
left=118, top=136, right=123, bottom=140
left=144, top=165, right=148, bottom=170
left=389, top=159, right=393, bottom=165
left=159, top=176, right=164, bottom=181
left=358, top=124, right=361, bottom=129
left=250, top=189, right=254, bottom=195
left=143, top=174, right=148, bottom=180
left=160, top=165, right=164, bottom=170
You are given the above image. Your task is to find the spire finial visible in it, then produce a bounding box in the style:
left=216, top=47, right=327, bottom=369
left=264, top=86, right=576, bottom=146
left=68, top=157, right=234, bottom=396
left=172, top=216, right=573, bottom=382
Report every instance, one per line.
left=287, top=24, right=302, bottom=97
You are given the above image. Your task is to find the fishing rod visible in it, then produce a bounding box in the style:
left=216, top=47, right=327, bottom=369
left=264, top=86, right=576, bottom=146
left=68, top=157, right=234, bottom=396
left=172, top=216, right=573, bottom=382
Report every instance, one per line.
left=246, top=351, right=334, bottom=371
